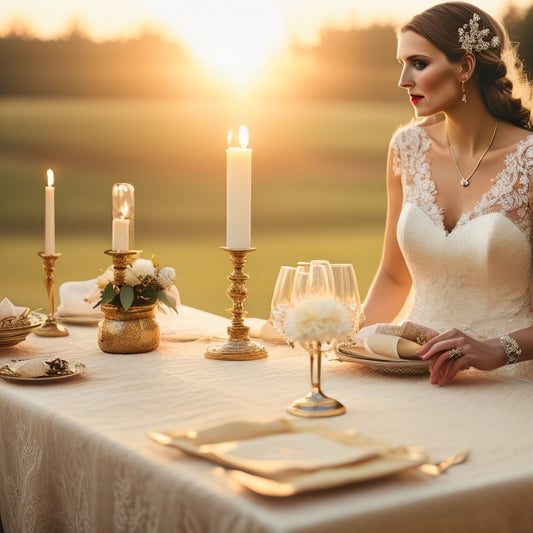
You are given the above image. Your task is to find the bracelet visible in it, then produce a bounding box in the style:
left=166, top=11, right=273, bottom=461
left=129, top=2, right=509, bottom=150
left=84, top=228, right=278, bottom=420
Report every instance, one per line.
left=499, top=334, right=522, bottom=365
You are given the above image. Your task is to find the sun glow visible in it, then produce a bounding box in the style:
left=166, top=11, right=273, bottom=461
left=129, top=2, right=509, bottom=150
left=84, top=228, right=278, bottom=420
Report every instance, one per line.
left=145, top=1, right=288, bottom=86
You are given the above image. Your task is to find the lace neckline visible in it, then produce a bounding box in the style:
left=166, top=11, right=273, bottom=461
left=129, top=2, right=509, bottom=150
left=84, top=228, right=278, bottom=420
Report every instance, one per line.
left=406, top=126, right=533, bottom=235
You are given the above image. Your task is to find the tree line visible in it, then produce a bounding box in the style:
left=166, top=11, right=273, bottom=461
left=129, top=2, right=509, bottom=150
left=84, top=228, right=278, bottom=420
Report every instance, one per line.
left=0, top=4, right=531, bottom=101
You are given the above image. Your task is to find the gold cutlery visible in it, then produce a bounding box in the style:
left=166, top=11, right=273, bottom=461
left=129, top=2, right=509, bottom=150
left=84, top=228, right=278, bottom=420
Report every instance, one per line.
left=419, top=450, right=469, bottom=476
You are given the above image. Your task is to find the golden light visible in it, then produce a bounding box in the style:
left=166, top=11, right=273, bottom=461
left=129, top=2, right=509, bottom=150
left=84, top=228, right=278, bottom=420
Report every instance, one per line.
left=46, top=168, right=54, bottom=187
left=227, top=130, right=233, bottom=147
left=239, top=125, right=249, bottom=148
left=120, top=201, right=130, bottom=219
left=145, top=1, right=287, bottom=85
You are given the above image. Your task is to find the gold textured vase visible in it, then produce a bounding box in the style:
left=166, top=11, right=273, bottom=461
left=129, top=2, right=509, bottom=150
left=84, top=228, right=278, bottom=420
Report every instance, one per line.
left=98, top=303, right=160, bottom=354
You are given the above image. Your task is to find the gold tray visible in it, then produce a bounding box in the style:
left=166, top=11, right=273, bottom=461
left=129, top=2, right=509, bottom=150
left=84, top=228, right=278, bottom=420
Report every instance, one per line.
left=149, top=417, right=426, bottom=496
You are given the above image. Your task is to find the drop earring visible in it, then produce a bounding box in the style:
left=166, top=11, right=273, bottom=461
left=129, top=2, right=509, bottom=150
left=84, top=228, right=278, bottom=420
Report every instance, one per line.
left=461, top=80, right=468, bottom=104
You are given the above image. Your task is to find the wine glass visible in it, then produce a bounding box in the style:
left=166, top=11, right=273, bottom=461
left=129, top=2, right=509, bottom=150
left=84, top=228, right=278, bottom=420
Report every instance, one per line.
left=331, top=263, right=364, bottom=339
left=290, top=266, right=310, bottom=305
left=307, top=260, right=335, bottom=299
left=270, top=266, right=297, bottom=340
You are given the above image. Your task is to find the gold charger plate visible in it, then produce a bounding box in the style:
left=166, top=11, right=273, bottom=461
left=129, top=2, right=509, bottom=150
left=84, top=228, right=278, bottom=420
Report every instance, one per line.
left=149, top=417, right=427, bottom=496
left=336, top=342, right=430, bottom=375
left=0, top=360, right=86, bottom=382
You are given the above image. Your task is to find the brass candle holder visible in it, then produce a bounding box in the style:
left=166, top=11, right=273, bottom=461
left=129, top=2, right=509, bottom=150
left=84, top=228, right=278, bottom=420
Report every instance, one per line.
left=104, top=249, right=142, bottom=285
left=205, top=247, right=268, bottom=361
left=35, top=252, right=69, bottom=337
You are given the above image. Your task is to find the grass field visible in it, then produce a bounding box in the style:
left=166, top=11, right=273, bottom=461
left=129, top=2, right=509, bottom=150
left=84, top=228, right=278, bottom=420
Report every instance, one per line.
left=0, top=97, right=412, bottom=317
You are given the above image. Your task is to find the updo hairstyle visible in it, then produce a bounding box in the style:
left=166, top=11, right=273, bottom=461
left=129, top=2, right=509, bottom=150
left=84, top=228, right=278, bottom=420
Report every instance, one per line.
left=400, top=2, right=532, bottom=130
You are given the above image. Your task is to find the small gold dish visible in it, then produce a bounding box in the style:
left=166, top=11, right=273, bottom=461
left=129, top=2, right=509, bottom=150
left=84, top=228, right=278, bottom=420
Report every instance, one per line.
left=0, top=312, right=46, bottom=348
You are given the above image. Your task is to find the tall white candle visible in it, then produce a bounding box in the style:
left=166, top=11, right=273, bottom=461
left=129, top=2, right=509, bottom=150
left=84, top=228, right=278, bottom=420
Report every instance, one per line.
left=44, top=169, right=55, bottom=255
left=226, top=125, right=251, bottom=250
left=112, top=202, right=130, bottom=251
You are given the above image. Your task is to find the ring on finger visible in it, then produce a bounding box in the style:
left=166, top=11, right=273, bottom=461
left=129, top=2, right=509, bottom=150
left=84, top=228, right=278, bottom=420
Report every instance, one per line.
left=448, top=347, right=465, bottom=360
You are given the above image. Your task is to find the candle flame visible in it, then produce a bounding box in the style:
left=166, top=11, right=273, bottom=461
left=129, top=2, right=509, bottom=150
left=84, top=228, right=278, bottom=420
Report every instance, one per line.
left=239, top=125, right=249, bottom=148
left=120, top=201, right=130, bottom=219
left=227, top=130, right=233, bottom=147
left=46, top=169, right=54, bottom=187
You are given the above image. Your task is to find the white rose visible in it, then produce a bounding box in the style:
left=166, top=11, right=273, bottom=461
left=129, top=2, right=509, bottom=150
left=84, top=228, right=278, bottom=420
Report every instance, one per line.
left=96, top=266, right=114, bottom=289
left=130, top=258, right=155, bottom=279
left=157, top=267, right=176, bottom=289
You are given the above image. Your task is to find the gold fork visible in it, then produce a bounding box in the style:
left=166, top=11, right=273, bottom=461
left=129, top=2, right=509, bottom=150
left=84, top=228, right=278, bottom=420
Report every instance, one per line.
left=419, top=450, right=470, bottom=476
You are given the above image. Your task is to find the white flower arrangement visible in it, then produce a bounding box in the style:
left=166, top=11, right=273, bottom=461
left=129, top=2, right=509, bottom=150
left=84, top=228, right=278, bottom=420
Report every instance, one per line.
left=89, top=257, right=178, bottom=312
left=284, top=298, right=351, bottom=344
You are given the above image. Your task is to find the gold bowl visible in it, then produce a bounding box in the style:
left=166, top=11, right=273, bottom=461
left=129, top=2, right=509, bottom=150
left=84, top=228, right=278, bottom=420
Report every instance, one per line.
left=0, top=312, right=46, bottom=348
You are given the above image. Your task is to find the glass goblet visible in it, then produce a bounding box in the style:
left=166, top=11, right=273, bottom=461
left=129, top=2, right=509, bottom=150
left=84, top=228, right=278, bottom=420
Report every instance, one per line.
left=290, top=267, right=310, bottom=306
left=331, top=263, right=364, bottom=339
left=308, top=260, right=335, bottom=299
left=270, top=266, right=297, bottom=340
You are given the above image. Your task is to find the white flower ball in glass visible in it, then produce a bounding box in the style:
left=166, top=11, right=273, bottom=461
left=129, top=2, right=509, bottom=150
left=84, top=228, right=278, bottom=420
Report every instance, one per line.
left=285, top=298, right=352, bottom=344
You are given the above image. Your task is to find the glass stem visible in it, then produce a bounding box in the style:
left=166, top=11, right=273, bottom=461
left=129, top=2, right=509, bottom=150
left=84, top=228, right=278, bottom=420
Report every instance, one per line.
left=309, top=340, right=323, bottom=393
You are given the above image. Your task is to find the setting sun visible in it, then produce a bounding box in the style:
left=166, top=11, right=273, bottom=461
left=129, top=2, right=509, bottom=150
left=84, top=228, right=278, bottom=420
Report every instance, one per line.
left=146, top=1, right=288, bottom=86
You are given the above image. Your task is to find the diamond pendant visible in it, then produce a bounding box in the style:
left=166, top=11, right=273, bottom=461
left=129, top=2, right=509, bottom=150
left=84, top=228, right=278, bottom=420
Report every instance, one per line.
left=460, top=178, right=469, bottom=187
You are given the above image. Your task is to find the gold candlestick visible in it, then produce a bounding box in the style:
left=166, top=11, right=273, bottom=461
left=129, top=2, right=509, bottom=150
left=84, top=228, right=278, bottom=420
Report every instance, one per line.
left=205, top=248, right=268, bottom=361
left=35, top=252, right=69, bottom=337
left=104, top=249, right=142, bottom=285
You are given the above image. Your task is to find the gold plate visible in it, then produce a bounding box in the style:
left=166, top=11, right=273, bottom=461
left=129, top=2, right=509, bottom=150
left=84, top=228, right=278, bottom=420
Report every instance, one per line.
left=336, top=342, right=429, bottom=375
left=149, top=417, right=427, bottom=496
left=0, top=361, right=86, bottom=382
left=0, top=312, right=46, bottom=347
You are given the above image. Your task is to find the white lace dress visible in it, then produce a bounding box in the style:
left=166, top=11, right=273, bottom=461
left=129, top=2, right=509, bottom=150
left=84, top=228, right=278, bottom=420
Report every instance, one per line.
left=391, top=125, right=533, bottom=340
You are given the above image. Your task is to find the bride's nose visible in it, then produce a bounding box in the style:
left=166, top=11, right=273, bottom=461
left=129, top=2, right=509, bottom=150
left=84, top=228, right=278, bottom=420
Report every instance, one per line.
left=398, top=67, right=413, bottom=89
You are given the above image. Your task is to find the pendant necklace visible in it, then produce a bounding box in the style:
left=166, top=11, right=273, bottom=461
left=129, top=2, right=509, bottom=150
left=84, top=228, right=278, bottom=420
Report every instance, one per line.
left=446, top=120, right=499, bottom=187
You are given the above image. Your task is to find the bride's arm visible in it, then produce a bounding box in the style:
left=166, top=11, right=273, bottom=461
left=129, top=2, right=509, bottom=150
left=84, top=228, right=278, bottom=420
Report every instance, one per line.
left=362, top=144, right=412, bottom=325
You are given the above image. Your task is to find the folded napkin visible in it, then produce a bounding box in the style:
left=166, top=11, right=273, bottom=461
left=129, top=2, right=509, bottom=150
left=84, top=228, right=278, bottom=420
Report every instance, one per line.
left=57, top=280, right=104, bottom=319
left=351, top=324, right=422, bottom=361
left=199, top=432, right=381, bottom=476
left=8, top=359, right=50, bottom=378
left=0, top=298, right=27, bottom=322
left=159, top=306, right=285, bottom=343
left=247, top=318, right=285, bottom=343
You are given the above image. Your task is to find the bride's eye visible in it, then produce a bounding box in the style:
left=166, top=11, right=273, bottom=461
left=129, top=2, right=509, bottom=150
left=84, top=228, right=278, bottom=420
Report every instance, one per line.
left=414, top=60, right=427, bottom=70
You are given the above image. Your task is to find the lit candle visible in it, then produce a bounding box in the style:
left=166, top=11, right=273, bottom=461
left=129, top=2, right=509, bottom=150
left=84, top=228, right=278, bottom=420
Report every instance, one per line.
left=112, top=202, right=130, bottom=251
left=226, top=125, right=251, bottom=250
left=44, top=169, right=55, bottom=255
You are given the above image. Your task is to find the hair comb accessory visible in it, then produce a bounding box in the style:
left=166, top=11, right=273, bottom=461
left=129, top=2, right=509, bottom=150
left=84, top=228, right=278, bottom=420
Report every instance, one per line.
left=458, top=13, right=500, bottom=54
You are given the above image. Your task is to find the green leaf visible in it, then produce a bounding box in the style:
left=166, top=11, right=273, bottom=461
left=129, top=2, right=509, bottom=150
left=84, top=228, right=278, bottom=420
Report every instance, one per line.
left=157, top=290, right=178, bottom=313
left=120, top=285, right=134, bottom=310
left=141, top=286, right=157, bottom=304
left=100, top=283, right=117, bottom=305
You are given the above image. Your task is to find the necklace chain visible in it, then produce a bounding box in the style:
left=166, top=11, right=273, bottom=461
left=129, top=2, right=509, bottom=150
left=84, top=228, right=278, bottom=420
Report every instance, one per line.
left=446, top=121, right=499, bottom=187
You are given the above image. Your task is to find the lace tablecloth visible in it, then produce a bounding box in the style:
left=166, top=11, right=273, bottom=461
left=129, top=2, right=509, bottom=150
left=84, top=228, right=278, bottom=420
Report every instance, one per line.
left=1, top=305, right=533, bottom=533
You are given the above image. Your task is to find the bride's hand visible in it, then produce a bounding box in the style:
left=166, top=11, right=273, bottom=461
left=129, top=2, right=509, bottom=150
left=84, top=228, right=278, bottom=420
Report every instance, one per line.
left=416, top=328, right=507, bottom=386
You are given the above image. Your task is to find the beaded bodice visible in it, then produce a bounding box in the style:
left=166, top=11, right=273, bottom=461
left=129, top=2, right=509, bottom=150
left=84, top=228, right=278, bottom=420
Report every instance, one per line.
left=391, top=125, right=533, bottom=339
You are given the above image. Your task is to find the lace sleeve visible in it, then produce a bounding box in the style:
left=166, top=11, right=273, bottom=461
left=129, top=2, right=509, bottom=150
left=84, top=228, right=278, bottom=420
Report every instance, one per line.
left=466, top=135, right=533, bottom=244
left=390, top=126, right=440, bottom=225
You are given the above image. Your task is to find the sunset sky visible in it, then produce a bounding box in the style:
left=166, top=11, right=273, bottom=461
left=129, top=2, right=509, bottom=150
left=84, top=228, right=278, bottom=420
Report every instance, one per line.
left=1, top=1, right=530, bottom=83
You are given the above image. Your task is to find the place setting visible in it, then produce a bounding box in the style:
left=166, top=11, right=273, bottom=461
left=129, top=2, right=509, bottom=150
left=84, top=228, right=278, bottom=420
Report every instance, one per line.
left=149, top=416, right=429, bottom=497
left=0, top=357, right=85, bottom=382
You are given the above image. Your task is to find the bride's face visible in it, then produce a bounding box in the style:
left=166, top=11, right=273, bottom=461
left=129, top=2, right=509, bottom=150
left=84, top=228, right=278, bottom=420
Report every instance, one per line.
left=397, top=31, right=463, bottom=116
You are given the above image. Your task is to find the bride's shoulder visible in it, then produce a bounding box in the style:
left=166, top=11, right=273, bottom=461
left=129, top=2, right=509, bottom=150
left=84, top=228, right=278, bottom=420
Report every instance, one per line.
left=390, top=118, right=434, bottom=151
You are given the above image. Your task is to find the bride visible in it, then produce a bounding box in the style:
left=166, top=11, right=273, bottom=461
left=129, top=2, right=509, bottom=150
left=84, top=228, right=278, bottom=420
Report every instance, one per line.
left=362, top=2, right=533, bottom=385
